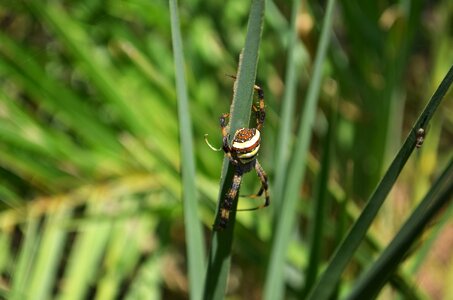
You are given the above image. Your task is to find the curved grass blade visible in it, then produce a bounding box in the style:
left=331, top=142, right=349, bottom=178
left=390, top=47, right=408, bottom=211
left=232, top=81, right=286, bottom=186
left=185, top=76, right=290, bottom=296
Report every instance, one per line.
left=169, top=1, right=206, bottom=299
left=264, top=0, right=336, bottom=299
left=346, top=157, right=453, bottom=300
left=203, top=1, right=265, bottom=299
left=307, top=65, right=453, bottom=300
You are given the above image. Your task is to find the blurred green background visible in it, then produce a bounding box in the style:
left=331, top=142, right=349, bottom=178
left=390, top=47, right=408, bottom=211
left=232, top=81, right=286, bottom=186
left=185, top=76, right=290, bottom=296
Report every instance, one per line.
left=0, top=0, right=452, bottom=299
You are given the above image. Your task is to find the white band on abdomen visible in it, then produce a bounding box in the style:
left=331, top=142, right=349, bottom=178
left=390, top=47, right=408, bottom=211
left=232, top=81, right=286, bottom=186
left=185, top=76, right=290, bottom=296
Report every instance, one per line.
left=232, top=130, right=260, bottom=150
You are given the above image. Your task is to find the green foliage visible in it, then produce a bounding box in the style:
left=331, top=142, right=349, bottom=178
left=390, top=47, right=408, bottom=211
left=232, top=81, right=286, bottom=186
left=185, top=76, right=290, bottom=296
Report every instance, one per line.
left=346, top=158, right=453, bottom=299
left=307, top=65, right=453, bottom=300
left=0, top=0, right=452, bottom=299
left=264, top=0, right=336, bottom=299
left=170, top=0, right=205, bottom=299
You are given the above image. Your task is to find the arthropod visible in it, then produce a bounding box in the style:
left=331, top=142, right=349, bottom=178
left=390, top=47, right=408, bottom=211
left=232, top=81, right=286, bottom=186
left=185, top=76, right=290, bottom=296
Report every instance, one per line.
left=415, top=128, right=425, bottom=148
left=205, top=80, right=269, bottom=230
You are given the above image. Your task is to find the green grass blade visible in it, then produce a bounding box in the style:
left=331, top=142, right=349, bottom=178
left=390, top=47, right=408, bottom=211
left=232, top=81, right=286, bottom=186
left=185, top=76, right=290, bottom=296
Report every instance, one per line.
left=410, top=194, right=453, bottom=273
left=27, top=206, right=71, bottom=300
left=307, top=65, right=453, bottom=300
left=264, top=0, right=336, bottom=299
left=302, top=101, right=337, bottom=297
left=57, top=201, right=111, bottom=300
left=169, top=1, right=206, bottom=299
left=125, top=252, right=163, bottom=300
left=346, top=157, right=453, bottom=300
left=26, top=1, right=142, bottom=133
left=10, top=219, right=39, bottom=300
left=202, top=1, right=265, bottom=299
left=0, top=32, right=121, bottom=152
left=272, top=0, right=302, bottom=215
left=388, top=273, right=428, bottom=300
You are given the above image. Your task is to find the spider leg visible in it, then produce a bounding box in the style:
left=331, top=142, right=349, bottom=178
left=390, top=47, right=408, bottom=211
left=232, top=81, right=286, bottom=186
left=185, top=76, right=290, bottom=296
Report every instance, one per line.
left=239, top=186, right=264, bottom=198
left=226, top=74, right=265, bottom=131
left=204, top=134, right=223, bottom=151
left=253, top=84, right=265, bottom=131
left=220, top=113, right=229, bottom=138
left=236, top=160, right=269, bottom=211
left=215, top=172, right=242, bottom=230
left=219, top=112, right=241, bottom=165
left=204, top=112, right=230, bottom=151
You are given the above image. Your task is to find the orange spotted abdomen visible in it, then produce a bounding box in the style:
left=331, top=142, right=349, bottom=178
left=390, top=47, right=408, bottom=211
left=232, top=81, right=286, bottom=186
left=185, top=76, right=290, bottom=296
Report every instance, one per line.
left=232, top=128, right=261, bottom=163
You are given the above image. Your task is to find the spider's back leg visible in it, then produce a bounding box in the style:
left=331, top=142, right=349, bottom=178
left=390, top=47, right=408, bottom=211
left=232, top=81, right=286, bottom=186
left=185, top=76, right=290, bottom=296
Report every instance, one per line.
left=215, top=172, right=242, bottom=230
left=255, top=160, right=270, bottom=208
left=236, top=160, right=270, bottom=211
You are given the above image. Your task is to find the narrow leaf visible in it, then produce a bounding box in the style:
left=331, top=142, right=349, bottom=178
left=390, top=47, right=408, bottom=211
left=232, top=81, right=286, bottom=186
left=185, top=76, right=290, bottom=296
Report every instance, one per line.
left=346, top=158, right=453, bottom=299
left=203, top=1, right=265, bottom=299
left=272, top=0, right=302, bottom=215
left=307, top=65, right=453, bottom=300
left=264, top=0, right=336, bottom=299
left=169, top=1, right=206, bottom=299
left=302, top=100, right=337, bottom=297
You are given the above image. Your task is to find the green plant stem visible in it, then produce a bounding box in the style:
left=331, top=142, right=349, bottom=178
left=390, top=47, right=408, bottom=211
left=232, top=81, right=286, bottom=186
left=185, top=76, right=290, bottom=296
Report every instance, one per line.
left=302, top=99, right=337, bottom=297
left=272, top=0, right=302, bottom=216
left=202, top=1, right=265, bottom=299
left=169, top=1, right=206, bottom=299
left=264, top=0, right=336, bottom=299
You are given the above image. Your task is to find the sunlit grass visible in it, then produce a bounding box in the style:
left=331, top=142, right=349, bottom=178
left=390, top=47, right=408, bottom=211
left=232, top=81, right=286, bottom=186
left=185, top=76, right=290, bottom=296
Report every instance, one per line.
left=0, top=0, right=452, bottom=299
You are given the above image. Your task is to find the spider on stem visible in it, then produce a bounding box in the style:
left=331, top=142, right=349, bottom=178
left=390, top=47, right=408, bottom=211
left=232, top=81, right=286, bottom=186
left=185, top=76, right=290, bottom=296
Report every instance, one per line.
left=205, top=77, right=269, bottom=230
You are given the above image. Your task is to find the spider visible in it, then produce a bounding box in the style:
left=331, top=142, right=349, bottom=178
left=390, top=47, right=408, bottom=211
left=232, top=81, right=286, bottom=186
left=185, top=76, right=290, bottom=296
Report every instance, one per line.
left=205, top=79, right=269, bottom=230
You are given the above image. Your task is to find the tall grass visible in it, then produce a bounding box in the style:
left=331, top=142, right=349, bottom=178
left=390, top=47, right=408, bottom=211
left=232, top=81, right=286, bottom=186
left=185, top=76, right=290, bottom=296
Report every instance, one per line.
left=265, top=0, right=335, bottom=299
left=0, top=0, right=452, bottom=299
left=170, top=0, right=206, bottom=299
left=308, top=65, right=453, bottom=300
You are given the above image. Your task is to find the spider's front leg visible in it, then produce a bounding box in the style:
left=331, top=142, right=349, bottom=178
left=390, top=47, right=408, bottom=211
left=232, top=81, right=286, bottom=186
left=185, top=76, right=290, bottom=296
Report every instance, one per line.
left=219, top=113, right=239, bottom=165
left=252, top=84, right=265, bottom=131
left=216, top=172, right=242, bottom=230
left=220, top=113, right=231, bottom=154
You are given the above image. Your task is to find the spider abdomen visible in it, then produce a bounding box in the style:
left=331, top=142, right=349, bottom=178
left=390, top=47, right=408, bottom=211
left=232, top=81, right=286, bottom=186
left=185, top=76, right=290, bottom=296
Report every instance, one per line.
left=232, top=128, right=261, bottom=163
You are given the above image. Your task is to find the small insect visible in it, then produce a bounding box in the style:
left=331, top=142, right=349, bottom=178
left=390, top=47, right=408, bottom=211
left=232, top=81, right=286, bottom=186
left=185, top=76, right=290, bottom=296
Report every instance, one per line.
left=205, top=79, right=269, bottom=230
left=415, top=128, right=426, bottom=149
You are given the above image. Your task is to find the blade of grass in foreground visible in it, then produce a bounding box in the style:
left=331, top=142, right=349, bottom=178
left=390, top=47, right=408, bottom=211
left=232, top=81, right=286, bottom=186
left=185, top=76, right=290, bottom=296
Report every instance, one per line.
left=346, top=157, right=453, bottom=299
left=202, top=1, right=265, bottom=299
left=307, top=65, right=453, bottom=300
left=264, top=0, right=335, bottom=299
left=169, top=1, right=206, bottom=299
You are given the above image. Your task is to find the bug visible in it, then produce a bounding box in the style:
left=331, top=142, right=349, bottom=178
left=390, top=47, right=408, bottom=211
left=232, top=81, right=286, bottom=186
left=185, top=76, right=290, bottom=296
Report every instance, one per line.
left=415, top=127, right=426, bottom=148
left=205, top=79, right=269, bottom=230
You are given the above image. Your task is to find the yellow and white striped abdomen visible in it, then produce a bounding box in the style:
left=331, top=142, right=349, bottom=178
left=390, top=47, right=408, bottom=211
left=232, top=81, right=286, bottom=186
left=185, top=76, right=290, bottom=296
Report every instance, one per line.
left=231, top=128, right=261, bottom=163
